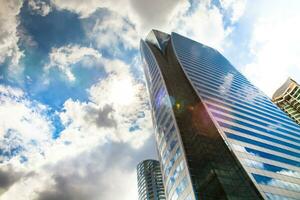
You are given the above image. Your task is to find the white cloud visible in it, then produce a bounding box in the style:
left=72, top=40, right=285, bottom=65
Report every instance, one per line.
left=78, top=0, right=188, bottom=55
left=59, top=57, right=152, bottom=148
left=46, top=0, right=247, bottom=78
left=0, top=0, right=24, bottom=76
left=0, top=85, right=53, bottom=166
left=169, top=1, right=232, bottom=51
left=50, top=0, right=105, bottom=18
left=220, top=0, right=247, bottom=23
left=0, top=55, right=154, bottom=199
left=28, top=0, right=52, bottom=16
left=0, top=169, right=53, bottom=200
left=50, top=0, right=237, bottom=57
left=42, top=46, right=151, bottom=157
left=45, top=45, right=101, bottom=81
left=0, top=136, right=156, bottom=200
left=242, top=1, right=300, bottom=97
left=128, top=0, right=186, bottom=34
left=51, top=0, right=184, bottom=34
left=85, top=11, right=139, bottom=53
left=0, top=85, right=24, bottom=98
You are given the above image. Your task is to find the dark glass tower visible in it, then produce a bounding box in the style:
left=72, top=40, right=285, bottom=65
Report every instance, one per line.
left=137, top=159, right=166, bottom=200
left=140, top=30, right=300, bottom=200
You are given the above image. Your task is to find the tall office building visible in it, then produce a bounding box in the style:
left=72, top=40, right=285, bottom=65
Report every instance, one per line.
left=140, top=30, right=300, bottom=200
left=137, top=159, right=166, bottom=200
left=272, top=78, right=300, bottom=125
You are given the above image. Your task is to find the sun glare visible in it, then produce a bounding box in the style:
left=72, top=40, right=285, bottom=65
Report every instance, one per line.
left=111, top=78, right=136, bottom=106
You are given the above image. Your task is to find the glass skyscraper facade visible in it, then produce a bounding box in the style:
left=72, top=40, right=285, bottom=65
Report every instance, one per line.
left=137, top=159, right=166, bottom=200
left=140, top=30, right=300, bottom=200
left=272, top=78, right=300, bottom=125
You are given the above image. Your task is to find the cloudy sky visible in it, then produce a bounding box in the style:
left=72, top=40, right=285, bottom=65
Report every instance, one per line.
left=0, top=0, right=300, bottom=199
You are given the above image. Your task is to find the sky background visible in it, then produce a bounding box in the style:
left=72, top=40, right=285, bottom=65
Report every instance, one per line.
left=0, top=0, right=300, bottom=199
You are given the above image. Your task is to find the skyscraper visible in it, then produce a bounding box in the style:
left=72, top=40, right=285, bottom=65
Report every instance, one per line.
left=272, top=78, right=300, bottom=125
left=137, top=159, right=166, bottom=200
left=140, top=30, right=300, bottom=200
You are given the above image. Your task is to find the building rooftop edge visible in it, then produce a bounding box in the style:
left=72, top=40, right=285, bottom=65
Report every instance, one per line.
left=272, top=77, right=299, bottom=100
left=137, top=159, right=159, bottom=166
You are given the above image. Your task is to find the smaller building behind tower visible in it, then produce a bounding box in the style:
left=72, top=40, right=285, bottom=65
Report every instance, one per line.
left=272, top=78, right=300, bottom=125
left=137, top=159, right=166, bottom=200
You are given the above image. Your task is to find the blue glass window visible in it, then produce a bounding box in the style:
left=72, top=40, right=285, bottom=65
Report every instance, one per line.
left=226, top=133, right=300, bottom=158
left=165, top=147, right=182, bottom=178
left=203, top=94, right=300, bottom=133
left=243, top=158, right=300, bottom=179
left=197, top=84, right=297, bottom=126
left=207, top=103, right=300, bottom=138
left=253, top=173, right=300, bottom=193
left=219, top=121, right=300, bottom=151
left=215, top=112, right=300, bottom=144
left=232, top=144, right=300, bottom=167
left=167, top=160, right=185, bottom=194
left=165, top=126, right=176, bottom=143
left=171, top=176, right=189, bottom=200
left=265, top=193, right=297, bottom=200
